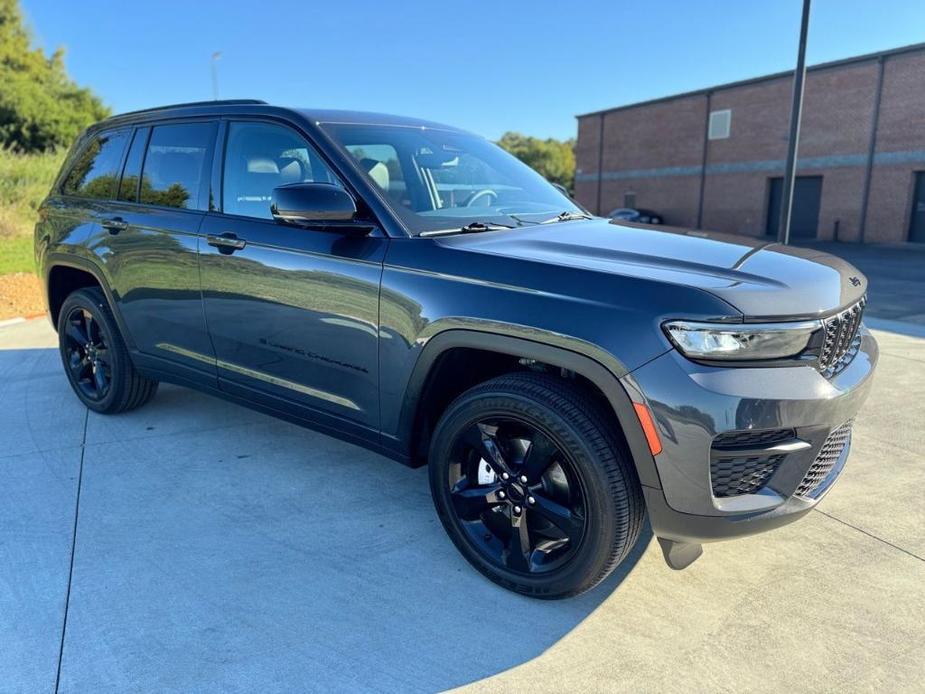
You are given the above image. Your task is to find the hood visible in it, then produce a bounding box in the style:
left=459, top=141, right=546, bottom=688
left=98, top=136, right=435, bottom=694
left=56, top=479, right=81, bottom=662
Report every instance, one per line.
left=441, top=219, right=867, bottom=320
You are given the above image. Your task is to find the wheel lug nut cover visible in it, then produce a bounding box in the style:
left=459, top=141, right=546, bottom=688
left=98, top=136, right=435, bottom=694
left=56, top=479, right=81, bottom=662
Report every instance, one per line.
left=513, top=505, right=522, bottom=514
left=498, top=490, right=506, bottom=499
left=501, top=472, right=509, bottom=480
left=519, top=475, right=528, bottom=484
left=528, top=496, right=535, bottom=504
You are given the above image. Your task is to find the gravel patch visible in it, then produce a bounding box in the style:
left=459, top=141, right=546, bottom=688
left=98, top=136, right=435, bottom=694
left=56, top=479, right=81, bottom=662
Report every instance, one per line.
left=0, top=273, right=45, bottom=321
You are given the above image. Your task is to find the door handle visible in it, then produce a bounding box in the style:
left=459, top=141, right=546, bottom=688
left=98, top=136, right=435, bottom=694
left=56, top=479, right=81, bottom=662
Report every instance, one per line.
left=102, top=217, right=128, bottom=234
left=207, top=233, right=247, bottom=254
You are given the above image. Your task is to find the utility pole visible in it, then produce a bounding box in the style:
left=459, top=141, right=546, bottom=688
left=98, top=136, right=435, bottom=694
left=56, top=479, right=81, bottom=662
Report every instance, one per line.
left=778, top=0, right=812, bottom=244
left=211, top=52, right=222, bottom=100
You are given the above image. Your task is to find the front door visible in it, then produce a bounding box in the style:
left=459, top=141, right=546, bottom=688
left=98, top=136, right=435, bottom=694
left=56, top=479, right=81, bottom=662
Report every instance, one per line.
left=199, top=120, right=385, bottom=432
left=908, top=172, right=925, bottom=243
left=86, top=121, right=218, bottom=384
left=766, top=176, right=823, bottom=239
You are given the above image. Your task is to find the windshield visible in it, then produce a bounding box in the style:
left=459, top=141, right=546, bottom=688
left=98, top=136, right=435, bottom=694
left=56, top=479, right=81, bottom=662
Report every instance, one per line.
left=321, top=123, right=583, bottom=235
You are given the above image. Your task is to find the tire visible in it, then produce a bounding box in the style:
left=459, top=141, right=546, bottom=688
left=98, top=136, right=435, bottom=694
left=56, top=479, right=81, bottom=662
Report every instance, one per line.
left=650, top=216, right=662, bottom=225
left=57, top=287, right=158, bottom=414
left=428, top=372, right=644, bottom=599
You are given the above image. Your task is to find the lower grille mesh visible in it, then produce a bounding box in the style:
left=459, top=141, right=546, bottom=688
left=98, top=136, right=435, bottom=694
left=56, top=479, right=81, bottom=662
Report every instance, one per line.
left=713, top=429, right=796, bottom=449
left=795, top=421, right=853, bottom=498
left=711, top=454, right=785, bottom=497
left=710, top=428, right=795, bottom=498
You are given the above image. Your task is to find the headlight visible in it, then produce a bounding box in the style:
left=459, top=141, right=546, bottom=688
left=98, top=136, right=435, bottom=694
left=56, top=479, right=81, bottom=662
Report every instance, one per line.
left=663, top=320, right=822, bottom=361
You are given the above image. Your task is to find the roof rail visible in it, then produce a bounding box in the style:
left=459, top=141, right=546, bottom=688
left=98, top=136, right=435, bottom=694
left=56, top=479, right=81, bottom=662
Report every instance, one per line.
left=113, top=99, right=268, bottom=119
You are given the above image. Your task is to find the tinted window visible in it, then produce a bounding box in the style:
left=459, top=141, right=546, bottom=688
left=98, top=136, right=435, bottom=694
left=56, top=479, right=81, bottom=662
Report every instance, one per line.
left=223, top=121, right=340, bottom=219
left=139, top=122, right=216, bottom=210
left=62, top=130, right=130, bottom=199
left=117, top=127, right=150, bottom=202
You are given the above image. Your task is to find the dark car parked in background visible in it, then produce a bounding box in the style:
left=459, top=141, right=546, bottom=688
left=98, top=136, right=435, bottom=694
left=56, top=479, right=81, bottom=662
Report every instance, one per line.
left=608, top=207, right=664, bottom=224
left=36, top=100, right=877, bottom=598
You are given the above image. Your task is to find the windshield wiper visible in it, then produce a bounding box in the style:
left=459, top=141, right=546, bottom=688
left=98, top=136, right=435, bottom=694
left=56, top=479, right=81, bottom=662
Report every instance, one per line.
left=419, top=221, right=517, bottom=237
left=537, top=211, right=594, bottom=224
left=507, top=210, right=593, bottom=226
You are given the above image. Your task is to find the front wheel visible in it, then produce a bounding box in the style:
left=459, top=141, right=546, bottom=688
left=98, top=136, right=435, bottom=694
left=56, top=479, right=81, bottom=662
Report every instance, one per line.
left=428, top=373, right=644, bottom=599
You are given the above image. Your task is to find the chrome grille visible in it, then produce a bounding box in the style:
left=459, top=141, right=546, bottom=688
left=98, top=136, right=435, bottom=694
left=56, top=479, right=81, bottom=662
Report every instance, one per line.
left=795, top=421, right=853, bottom=498
left=818, top=296, right=866, bottom=378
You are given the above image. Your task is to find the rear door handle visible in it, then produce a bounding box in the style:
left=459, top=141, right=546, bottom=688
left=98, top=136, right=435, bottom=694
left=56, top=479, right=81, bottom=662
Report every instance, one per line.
left=206, top=233, right=247, bottom=254
left=102, top=217, right=128, bottom=234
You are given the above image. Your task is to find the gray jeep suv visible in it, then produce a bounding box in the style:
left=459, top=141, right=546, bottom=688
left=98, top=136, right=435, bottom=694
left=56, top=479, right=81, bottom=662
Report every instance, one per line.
left=36, top=100, right=878, bottom=598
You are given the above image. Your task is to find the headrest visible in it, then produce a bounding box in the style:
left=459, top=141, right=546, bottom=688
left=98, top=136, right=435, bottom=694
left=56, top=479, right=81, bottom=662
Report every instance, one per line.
left=246, top=157, right=279, bottom=174
left=278, top=157, right=304, bottom=184
left=360, top=158, right=389, bottom=190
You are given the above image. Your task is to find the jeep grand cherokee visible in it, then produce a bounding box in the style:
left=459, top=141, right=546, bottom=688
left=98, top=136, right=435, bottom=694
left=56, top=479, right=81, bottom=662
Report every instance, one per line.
left=36, top=100, right=878, bottom=598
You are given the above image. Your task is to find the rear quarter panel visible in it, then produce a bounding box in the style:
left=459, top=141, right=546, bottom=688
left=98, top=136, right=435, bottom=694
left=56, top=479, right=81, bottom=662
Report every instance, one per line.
left=35, top=196, right=115, bottom=312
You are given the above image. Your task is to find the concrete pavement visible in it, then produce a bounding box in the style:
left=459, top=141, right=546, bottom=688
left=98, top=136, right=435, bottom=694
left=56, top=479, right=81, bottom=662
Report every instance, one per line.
left=803, top=242, right=925, bottom=328
left=1, top=317, right=923, bottom=693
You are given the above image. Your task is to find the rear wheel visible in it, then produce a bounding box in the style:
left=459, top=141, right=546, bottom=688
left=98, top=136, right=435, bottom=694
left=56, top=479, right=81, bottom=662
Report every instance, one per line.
left=57, top=287, right=158, bottom=414
left=429, top=373, right=644, bottom=599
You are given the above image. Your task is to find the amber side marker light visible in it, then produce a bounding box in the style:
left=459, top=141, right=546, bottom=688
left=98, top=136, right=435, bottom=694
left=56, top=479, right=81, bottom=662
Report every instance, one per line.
left=632, top=402, right=663, bottom=456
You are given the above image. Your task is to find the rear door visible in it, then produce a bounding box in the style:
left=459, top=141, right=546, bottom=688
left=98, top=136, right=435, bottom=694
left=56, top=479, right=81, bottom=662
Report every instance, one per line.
left=86, top=120, right=218, bottom=384
left=51, top=127, right=132, bottom=255
left=199, top=119, right=386, bottom=432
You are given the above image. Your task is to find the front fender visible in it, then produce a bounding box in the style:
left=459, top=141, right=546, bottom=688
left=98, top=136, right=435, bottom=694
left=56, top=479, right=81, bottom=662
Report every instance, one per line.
left=384, top=328, right=662, bottom=490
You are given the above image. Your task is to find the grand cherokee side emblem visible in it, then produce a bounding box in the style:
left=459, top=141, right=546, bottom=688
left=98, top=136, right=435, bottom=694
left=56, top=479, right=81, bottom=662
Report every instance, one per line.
left=849, top=276, right=861, bottom=287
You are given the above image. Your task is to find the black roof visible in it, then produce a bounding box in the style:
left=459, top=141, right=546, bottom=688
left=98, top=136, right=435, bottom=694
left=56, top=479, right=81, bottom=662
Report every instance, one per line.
left=96, top=100, right=467, bottom=134
left=577, top=41, right=925, bottom=119
left=113, top=99, right=267, bottom=119
left=296, top=108, right=467, bottom=132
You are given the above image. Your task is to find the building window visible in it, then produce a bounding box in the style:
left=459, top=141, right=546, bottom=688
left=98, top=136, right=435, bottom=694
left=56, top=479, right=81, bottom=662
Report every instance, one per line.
left=708, top=109, right=732, bottom=140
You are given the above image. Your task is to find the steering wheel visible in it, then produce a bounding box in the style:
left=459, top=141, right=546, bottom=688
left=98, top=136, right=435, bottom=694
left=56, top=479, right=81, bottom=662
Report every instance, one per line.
left=465, top=189, right=498, bottom=207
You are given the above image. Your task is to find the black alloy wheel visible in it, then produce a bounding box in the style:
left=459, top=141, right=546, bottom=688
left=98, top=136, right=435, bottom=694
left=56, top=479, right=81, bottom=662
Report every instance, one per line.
left=429, top=373, right=644, bottom=599
left=57, top=287, right=159, bottom=414
left=63, top=306, right=112, bottom=401
left=448, top=418, right=588, bottom=575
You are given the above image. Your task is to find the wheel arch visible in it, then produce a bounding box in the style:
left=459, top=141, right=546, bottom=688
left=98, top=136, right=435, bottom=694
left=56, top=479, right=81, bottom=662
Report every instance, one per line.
left=44, top=256, right=134, bottom=348
left=392, top=329, right=661, bottom=489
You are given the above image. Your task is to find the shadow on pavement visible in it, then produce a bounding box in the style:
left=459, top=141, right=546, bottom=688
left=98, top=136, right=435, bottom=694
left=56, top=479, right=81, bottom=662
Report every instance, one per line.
left=0, top=346, right=651, bottom=693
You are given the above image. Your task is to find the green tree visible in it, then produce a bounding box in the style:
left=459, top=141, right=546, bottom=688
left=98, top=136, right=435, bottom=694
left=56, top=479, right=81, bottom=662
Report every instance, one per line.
left=497, top=132, right=576, bottom=193
left=0, top=0, right=109, bottom=152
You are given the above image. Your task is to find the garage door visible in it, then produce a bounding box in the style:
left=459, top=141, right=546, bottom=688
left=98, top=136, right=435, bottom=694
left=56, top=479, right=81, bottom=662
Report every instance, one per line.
left=766, top=176, right=823, bottom=239
left=909, top=172, right=925, bottom=243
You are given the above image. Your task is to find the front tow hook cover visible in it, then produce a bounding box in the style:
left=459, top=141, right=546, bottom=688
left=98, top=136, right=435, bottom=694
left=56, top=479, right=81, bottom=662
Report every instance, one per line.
left=658, top=537, right=704, bottom=570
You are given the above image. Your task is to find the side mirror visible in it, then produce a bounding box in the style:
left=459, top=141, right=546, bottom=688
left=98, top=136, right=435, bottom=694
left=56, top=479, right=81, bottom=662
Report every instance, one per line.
left=271, top=182, right=367, bottom=231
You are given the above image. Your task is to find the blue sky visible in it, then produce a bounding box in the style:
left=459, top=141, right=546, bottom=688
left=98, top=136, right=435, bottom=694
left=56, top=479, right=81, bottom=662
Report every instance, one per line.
left=21, top=0, right=925, bottom=140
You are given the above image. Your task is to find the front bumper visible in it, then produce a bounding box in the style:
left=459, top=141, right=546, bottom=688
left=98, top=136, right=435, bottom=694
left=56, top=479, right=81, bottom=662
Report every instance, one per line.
left=624, top=326, right=878, bottom=545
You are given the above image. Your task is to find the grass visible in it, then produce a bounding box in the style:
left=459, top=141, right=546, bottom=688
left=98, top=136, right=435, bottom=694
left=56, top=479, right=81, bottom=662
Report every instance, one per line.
left=0, top=235, right=34, bottom=274
left=0, top=147, right=65, bottom=275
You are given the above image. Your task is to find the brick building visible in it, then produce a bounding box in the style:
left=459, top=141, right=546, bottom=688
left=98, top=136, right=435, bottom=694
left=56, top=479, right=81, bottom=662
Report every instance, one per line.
left=574, top=43, right=925, bottom=244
